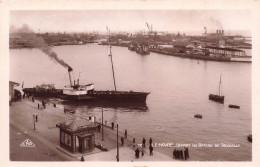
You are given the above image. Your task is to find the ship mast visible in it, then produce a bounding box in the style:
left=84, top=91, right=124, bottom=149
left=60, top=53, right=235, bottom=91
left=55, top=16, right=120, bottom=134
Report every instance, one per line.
left=219, top=75, right=222, bottom=96
left=204, top=27, right=207, bottom=56
left=107, top=27, right=117, bottom=91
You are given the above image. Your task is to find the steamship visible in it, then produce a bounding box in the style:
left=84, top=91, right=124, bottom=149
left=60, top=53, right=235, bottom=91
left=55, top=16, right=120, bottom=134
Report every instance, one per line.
left=23, top=67, right=149, bottom=103
left=23, top=36, right=150, bottom=103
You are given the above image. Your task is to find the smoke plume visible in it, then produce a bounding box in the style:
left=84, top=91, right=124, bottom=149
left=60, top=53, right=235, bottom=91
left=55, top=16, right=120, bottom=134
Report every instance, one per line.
left=11, top=24, right=71, bottom=69
left=209, top=17, right=223, bottom=30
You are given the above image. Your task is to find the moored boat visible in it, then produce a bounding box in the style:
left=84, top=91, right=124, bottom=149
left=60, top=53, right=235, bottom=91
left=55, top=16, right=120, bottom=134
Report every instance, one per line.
left=194, top=114, right=203, bottom=119
left=228, top=104, right=240, bottom=109
left=209, top=75, right=224, bottom=103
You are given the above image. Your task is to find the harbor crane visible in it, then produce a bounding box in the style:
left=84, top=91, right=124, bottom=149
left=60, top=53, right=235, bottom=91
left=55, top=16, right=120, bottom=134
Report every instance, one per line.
left=146, top=22, right=156, bottom=36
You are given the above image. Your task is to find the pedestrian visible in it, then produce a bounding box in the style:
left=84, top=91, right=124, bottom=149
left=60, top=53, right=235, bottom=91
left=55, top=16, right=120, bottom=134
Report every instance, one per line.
left=141, top=144, right=144, bottom=156
left=149, top=137, right=152, bottom=146
left=98, top=124, right=101, bottom=132
left=135, top=148, right=140, bottom=158
left=121, top=137, right=124, bottom=146
left=173, top=149, right=176, bottom=159
left=81, top=156, right=85, bottom=161
left=111, top=122, right=114, bottom=129
left=38, top=104, right=39, bottom=109
left=124, top=129, right=127, bottom=138
left=35, top=115, right=38, bottom=122
left=53, top=103, right=56, bottom=107
left=180, top=149, right=184, bottom=159
left=133, top=138, right=136, bottom=148
left=186, top=147, right=189, bottom=158
left=142, top=137, right=146, bottom=147
left=176, top=149, right=179, bottom=159
left=149, top=145, right=153, bottom=156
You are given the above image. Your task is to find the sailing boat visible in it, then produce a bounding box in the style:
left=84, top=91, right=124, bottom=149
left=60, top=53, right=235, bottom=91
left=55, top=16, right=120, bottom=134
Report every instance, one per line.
left=208, top=75, right=224, bottom=103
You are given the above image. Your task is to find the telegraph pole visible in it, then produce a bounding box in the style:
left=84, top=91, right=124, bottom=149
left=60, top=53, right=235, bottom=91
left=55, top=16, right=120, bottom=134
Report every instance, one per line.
left=102, top=108, right=104, bottom=141
left=117, top=124, right=119, bottom=162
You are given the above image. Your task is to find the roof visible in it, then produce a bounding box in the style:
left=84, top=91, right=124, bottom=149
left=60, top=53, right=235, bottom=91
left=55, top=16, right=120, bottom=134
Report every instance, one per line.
left=206, top=46, right=245, bottom=52
left=9, top=81, right=20, bottom=86
left=64, top=117, right=93, bottom=131
left=58, top=117, right=98, bottom=132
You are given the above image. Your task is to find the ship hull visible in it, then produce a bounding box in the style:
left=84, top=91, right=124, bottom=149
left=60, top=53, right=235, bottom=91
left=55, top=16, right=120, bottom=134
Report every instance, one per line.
left=208, top=94, right=224, bottom=103
left=89, top=91, right=149, bottom=103
left=23, top=88, right=149, bottom=103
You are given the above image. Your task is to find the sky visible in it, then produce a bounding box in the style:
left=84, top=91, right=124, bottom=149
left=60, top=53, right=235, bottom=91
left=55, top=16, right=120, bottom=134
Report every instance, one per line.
left=9, top=10, right=252, bottom=35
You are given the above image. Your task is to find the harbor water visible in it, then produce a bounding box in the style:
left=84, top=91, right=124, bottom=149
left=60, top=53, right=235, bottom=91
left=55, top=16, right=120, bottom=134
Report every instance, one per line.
left=10, top=44, right=251, bottom=161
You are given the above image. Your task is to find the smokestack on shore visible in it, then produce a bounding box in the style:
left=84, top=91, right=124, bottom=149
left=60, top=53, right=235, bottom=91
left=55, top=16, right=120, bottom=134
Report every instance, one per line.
left=68, top=67, right=73, bottom=86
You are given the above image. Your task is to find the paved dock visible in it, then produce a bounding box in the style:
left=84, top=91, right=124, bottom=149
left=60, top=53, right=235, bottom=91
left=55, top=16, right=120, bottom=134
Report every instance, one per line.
left=9, top=98, right=174, bottom=161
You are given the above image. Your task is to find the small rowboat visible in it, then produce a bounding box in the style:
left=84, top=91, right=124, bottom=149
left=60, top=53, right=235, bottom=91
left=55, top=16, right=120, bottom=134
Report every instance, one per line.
left=194, top=114, right=202, bottom=119
left=229, top=104, right=240, bottom=109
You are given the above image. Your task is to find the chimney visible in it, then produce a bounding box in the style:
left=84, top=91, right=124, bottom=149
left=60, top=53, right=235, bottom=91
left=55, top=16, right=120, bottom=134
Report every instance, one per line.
left=68, top=67, right=73, bottom=86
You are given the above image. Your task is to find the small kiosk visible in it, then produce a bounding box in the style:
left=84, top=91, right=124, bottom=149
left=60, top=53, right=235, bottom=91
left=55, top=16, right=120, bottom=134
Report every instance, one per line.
left=56, top=118, right=99, bottom=153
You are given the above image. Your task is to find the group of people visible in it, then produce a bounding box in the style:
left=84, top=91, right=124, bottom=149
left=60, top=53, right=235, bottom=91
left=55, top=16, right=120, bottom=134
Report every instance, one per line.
left=134, top=137, right=154, bottom=158
left=33, top=114, right=38, bottom=122
left=173, top=147, right=189, bottom=160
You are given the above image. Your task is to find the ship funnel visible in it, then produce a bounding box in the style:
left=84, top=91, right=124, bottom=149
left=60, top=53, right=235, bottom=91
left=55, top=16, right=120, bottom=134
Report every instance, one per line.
left=68, top=67, right=73, bottom=86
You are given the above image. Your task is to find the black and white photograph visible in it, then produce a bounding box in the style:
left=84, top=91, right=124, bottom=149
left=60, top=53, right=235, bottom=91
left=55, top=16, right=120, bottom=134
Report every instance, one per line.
left=2, top=0, right=260, bottom=166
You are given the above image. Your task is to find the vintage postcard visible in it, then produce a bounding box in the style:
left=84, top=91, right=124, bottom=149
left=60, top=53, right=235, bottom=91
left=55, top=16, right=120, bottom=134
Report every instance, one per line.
left=1, top=0, right=260, bottom=167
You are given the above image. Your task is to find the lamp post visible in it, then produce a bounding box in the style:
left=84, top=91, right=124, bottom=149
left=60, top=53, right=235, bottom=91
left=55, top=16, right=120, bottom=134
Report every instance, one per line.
left=117, top=124, right=119, bottom=162
left=102, top=108, right=104, bottom=141
left=33, top=115, right=35, bottom=130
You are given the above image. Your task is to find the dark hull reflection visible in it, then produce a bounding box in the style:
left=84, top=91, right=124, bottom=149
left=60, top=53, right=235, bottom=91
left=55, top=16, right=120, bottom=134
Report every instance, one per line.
left=60, top=99, right=149, bottom=111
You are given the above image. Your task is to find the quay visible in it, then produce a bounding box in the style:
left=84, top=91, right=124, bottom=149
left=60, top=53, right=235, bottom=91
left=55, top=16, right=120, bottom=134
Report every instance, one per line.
left=10, top=98, right=174, bottom=161
left=101, top=43, right=251, bottom=63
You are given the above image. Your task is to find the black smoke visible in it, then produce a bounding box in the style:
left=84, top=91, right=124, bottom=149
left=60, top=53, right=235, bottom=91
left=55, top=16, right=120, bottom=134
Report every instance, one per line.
left=11, top=24, right=71, bottom=69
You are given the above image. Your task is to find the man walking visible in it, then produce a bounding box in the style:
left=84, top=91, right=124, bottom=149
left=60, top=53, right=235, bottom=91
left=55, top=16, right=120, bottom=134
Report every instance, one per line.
left=121, top=137, right=124, bottom=146
left=124, top=129, right=127, bottom=138
left=149, top=145, right=153, bottom=156
left=111, top=122, right=114, bottom=130
left=142, top=137, right=146, bottom=147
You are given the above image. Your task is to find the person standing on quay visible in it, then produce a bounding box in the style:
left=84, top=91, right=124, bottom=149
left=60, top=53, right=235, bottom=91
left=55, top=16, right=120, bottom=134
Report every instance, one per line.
left=111, top=122, right=114, bottom=130
left=180, top=149, right=184, bottom=159
left=173, top=149, right=176, bottom=159
left=133, top=138, right=136, bottom=148
left=141, top=144, right=144, bottom=156
left=149, top=145, right=153, bottom=156
left=142, top=137, right=146, bottom=147
left=125, top=129, right=127, bottom=138
left=121, top=137, right=124, bottom=146
left=135, top=148, right=140, bottom=158
left=186, top=147, right=189, bottom=158
left=149, top=138, right=152, bottom=146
